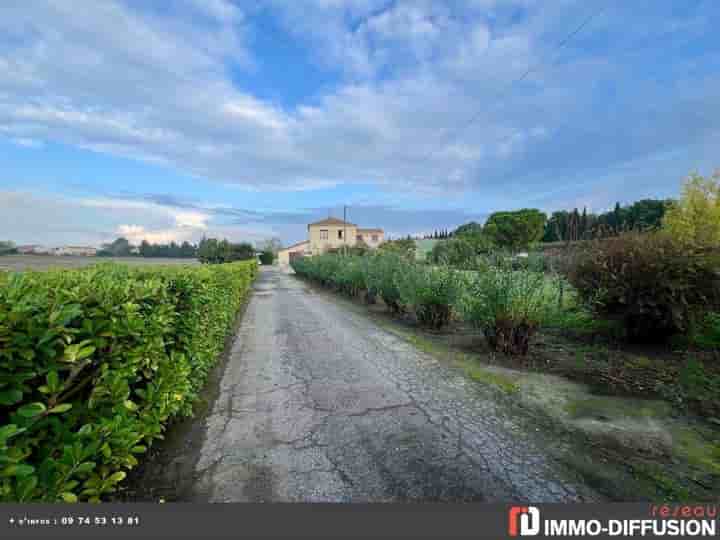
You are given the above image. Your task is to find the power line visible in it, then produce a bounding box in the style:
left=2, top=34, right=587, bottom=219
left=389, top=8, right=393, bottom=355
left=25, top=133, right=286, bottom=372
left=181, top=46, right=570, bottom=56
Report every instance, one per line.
left=428, top=3, right=607, bottom=161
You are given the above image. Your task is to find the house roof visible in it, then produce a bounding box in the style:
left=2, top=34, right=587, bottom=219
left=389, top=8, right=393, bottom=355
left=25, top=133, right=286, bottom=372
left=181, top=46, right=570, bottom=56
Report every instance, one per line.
left=308, top=217, right=356, bottom=228
left=279, top=240, right=309, bottom=252
left=357, top=228, right=383, bottom=234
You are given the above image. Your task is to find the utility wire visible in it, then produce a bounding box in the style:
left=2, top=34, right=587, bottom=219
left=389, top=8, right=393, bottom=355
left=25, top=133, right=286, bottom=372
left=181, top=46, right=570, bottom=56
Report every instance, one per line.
left=428, top=3, right=607, bottom=161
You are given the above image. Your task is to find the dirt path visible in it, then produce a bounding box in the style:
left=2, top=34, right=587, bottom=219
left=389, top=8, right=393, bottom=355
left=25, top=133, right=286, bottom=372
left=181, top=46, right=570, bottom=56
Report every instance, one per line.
left=152, top=267, right=600, bottom=502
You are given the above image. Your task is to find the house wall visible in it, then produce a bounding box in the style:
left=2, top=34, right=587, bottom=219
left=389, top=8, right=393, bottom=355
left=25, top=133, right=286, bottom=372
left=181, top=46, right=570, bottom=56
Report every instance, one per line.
left=356, top=230, right=384, bottom=249
left=278, top=242, right=310, bottom=265
left=308, top=224, right=358, bottom=255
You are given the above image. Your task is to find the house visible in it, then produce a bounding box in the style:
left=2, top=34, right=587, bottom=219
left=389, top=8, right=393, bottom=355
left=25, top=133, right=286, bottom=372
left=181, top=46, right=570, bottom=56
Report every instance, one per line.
left=16, top=245, right=41, bottom=254
left=277, top=240, right=311, bottom=266
left=52, top=246, right=98, bottom=256
left=17, top=245, right=52, bottom=255
left=277, top=217, right=384, bottom=266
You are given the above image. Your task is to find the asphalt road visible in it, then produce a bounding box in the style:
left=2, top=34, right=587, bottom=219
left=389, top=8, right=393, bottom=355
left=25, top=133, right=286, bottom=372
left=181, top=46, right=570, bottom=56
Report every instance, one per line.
left=191, top=267, right=597, bottom=502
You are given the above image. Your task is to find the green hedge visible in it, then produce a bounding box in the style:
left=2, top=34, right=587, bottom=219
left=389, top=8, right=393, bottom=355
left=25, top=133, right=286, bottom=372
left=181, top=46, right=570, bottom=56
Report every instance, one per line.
left=0, top=260, right=257, bottom=502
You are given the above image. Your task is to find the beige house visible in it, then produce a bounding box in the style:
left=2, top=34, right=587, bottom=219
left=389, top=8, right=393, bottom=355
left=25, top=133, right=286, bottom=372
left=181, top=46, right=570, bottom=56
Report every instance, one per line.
left=278, top=217, right=384, bottom=265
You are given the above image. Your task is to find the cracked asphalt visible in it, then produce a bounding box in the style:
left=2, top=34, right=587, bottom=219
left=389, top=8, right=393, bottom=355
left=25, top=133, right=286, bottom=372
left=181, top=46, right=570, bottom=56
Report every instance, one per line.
left=190, top=267, right=598, bottom=502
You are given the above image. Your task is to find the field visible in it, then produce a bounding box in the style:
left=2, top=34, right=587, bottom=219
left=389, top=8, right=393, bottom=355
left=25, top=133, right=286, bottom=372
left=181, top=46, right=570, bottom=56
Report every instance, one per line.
left=0, top=255, right=200, bottom=272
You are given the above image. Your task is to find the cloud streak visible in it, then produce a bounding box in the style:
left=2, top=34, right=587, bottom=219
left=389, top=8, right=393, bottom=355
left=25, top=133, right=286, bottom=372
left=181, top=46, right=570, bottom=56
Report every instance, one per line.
left=0, top=0, right=717, bottom=245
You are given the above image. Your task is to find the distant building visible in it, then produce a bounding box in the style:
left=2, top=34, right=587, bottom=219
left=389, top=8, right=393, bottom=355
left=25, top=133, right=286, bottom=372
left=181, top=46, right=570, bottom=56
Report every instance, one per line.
left=16, top=245, right=41, bottom=254
left=277, top=217, right=385, bottom=266
left=52, top=246, right=97, bottom=256
left=17, top=245, right=54, bottom=255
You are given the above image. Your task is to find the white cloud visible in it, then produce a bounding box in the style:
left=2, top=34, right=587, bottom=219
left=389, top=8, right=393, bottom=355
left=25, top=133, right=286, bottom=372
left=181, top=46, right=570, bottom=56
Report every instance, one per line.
left=0, top=0, right=716, bottom=207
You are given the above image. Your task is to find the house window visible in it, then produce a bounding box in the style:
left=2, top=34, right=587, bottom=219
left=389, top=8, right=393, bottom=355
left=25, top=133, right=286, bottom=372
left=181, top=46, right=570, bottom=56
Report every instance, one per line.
left=338, top=230, right=343, bottom=239
left=320, top=229, right=328, bottom=240
left=372, top=235, right=379, bottom=242
left=357, top=234, right=363, bottom=241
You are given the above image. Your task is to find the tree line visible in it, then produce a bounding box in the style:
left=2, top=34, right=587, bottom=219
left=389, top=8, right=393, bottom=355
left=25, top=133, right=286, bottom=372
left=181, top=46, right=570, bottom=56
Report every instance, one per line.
left=96, top=237, right=200, bottom=258
left=96, top=237, right=263, bottom=264
left=0, top=241, right=18, bottom=256
left=423, top=196, right=681, bottom=265
left=542, top=199, right=672, bottom=243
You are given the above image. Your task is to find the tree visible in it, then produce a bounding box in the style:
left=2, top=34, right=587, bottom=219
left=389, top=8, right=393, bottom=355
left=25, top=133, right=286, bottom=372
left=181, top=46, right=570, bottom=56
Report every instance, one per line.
left=259, top=250, right=274, bottom=265
left=453, top=222, right=484, bottom=238
left=256, top=237, right=282, bottom=255
left=198, top=238, right=220, bottom=263
left=198, top=238, right=255, bottom=264
left=663, top=171, right=720, bottom=247
left=626, top=199, right=671, bottom=231
left=180, top=241, right=196, bottom=258
left=0, top=241, right=17, bottom=256
left=97, top=237, right=132, bottom=257
left=612, top=202, right=622, bottom=233
left=483, top=209, right=547, bottom=250
left=229, top=242, right=256, bottom=261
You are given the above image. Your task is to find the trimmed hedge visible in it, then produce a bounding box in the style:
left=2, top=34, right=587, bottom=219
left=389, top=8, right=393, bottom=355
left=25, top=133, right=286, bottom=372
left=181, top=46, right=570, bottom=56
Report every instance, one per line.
left=292, top=253, right=461, bottom=329
left=0, top=261, right=257, bottom=502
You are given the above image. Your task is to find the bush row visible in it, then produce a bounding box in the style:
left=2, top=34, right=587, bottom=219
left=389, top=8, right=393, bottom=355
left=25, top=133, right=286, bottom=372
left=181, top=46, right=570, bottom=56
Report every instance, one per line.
left=291, top=253, right=561, bottom=351
left=565, top=232, right=720, bottom=341
left=0, top=260, right=257, bottom=502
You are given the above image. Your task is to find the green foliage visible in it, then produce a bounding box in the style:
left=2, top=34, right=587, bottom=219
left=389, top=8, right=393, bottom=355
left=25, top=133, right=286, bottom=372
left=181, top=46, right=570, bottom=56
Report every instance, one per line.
left=0, top=241, right=17, bottom=256
left=430, top=238, right=475, bottom=267
left=452, top=222, right=484, bottom=237
left=430, top=235, right=495, bottom=268
left=138, top=240, right=197, bottom=258
left=677, top=358, right=720, bottom=416
left=198, top=238, right=255, bottom=264
left=543, top=200, right=672, bottom=242
left=566, top=232, right=720, bottom=341
left=483, top=209, right=546, bottom=251
left=458, top=256, right=558, bottom=355
left=378, top=238, right=416, bottom=259
left=663, top=171, right=720, bottom=247
left=331, top=256, right=368, bottom=297
left=97, top=237, right=132, bottom=257
left=690, top=312, right=720, bottom=350
left=396, top=264, right=461, bottom=329
left=0, top=260, right=257, bottom=502
left=258, top=250, right=274, bottom=265
left=364, top=253, right=406, bottom=313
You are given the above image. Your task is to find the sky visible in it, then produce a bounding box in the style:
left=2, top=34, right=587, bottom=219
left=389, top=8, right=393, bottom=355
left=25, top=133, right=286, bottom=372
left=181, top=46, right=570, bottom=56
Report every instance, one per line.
left=0, top=0, right=718, bottom=248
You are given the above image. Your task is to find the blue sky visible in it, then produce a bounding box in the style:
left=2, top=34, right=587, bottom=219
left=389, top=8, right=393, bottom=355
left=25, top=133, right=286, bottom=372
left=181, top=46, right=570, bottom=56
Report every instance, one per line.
left=0, top=0, right=718, bottom=247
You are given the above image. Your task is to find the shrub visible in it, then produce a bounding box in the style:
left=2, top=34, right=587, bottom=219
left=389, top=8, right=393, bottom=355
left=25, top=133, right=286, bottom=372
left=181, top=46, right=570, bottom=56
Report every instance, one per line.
left=690, top=312, right=720, bottom=351
left=396, top=264, right=461, bottom=329
left=566, top=232, right=720, bottom=341
left=332, top=256, right=367, bottom=297
left=0, top=260, right=257, bottom=502
left=377, top=238, right=416, bottom=260
left=459, top=257, right=557, bottom=355
left=429, top=238, right=476, bottom=268
left=365, top=253, right=406, bottom=313
left=258, top=250, right=274, bottom=265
